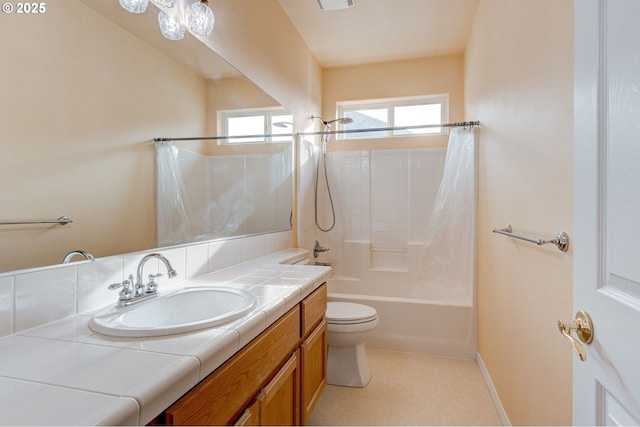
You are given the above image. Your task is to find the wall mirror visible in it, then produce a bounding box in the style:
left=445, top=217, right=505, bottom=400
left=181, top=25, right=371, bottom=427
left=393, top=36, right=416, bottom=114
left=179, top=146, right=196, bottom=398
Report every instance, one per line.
left=0, top=1, right=292, bottom=272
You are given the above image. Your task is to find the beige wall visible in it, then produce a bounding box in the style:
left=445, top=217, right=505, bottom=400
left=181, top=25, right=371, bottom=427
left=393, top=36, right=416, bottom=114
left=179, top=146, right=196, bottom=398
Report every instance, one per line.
left=1, top=1, right=207, bottom=271
left=204, top=0, right=322, bottom=131
left=0, top=0, right=321, bottom=272
left=465, top=0, right=574, bottom=424
left=322, top=54, right=465, bottom=125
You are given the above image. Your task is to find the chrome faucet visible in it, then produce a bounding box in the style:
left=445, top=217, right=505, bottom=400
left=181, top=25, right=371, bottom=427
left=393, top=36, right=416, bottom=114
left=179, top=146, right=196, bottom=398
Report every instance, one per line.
left=108, top=253, right=177, bottom=307
left=313, top=240, right=330, bottom=258
left=136, top=253, right=177, bottom=291
left=62, top=250, right=94, bottom=263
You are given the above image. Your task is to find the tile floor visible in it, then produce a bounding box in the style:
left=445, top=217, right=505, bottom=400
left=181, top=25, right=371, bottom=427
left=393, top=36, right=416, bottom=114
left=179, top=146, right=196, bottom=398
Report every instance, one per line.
left=307, top=349, right=501, bottom=426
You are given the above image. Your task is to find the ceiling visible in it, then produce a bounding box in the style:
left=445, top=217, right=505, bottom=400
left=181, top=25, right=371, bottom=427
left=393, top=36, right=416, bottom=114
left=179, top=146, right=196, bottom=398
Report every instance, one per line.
left=278, top=0, right=479, bottom=68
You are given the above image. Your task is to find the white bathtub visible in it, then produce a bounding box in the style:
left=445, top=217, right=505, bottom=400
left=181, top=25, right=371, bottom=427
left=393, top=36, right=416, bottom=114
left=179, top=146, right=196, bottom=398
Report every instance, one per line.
left=326, top=277, right=476, bottom=359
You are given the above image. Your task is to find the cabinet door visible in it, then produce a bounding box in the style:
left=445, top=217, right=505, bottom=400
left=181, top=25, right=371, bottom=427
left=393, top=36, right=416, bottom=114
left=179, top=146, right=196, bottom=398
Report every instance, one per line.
left=164, top=307, right=300, bottom=425
left=234, top=399, right=260, bottom=426
left=301, top=319, right=327, bottom=424
left=258, top=351, right=301, bottom=426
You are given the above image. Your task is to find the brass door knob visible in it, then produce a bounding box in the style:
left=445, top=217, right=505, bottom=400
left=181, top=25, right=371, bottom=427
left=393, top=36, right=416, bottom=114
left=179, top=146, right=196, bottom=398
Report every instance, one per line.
left=558, top=311, right=593, bottom=362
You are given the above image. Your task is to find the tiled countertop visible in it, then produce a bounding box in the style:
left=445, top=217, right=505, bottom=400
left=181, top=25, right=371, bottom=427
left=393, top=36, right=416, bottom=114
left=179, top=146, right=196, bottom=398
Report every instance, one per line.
left=0, top=249, right=331, bottom=426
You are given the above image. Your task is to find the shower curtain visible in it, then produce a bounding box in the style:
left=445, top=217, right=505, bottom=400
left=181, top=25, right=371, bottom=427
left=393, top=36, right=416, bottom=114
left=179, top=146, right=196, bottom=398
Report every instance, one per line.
left=156, top=141, right=293, bottom=247
left=413, top=127, right=477, bottom=298
left=156, top=141, right=247, bottom=246
left=156, top=141, right=193, bottom=246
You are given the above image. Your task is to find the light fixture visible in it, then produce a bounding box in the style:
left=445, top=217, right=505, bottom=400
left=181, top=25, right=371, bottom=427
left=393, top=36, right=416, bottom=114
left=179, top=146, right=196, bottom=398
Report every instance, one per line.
left=317, top=0, right=354, bottom=11
left=188, top=0, right=215, bottom=37
left=122, top=0, right=215, bottom=41
left=158, top=11, right=185, bottom=40
left=151, top=0, right=177, bottom=7
left=119, top=0, right=149, bottom=13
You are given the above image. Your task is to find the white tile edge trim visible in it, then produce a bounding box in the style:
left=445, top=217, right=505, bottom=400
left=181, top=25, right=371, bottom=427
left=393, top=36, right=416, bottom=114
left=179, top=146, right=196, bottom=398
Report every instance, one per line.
left=476, top=351, right=511, bottom=426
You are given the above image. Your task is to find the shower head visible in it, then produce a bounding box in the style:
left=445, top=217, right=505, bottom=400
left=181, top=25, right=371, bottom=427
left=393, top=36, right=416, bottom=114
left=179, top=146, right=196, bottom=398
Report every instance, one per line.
left=330, top=117, right=353, bottom=125
left=272, top=121, right=293, bottom=128
left=311, top=115, right=353, bottom=126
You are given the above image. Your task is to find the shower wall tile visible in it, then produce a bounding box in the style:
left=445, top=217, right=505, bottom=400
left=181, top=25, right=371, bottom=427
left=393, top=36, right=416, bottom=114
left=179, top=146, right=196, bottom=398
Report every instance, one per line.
left=246, top=155, right=278, bottom=234
left=297, top=138, right=319, bottom=249
left=209, top=156, right=245, bottom=235
left=330, top=240, right=370, bottom=279
left=371, top=150, right=409, bottom=248
left=179, top=150, right=210, bottom=224
left=330, top=150, right=370, bottom=242
left=323, top=146, right=447, bottom=281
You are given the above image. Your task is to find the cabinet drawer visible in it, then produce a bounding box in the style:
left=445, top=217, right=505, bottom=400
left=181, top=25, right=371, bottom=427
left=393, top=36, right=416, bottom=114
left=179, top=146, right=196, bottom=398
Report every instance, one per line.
left=301, top=283, right=327, bottom=338
left=165, top=306, right=301, bottom=426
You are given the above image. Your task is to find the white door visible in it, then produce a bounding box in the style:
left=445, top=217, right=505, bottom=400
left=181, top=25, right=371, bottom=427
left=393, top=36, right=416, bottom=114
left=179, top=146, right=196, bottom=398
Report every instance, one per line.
left=573, top=0, right=640, bottom=424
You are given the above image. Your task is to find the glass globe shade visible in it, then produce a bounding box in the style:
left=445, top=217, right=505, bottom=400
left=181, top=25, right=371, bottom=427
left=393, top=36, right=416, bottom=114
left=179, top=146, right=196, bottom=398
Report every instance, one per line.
left=152, top=0, right=177, bottom=7
left=119, top=0, right=148, bottom=14
left=188, top=1, right=215, bottom=37
left=158, top=11, right=185, bottom=41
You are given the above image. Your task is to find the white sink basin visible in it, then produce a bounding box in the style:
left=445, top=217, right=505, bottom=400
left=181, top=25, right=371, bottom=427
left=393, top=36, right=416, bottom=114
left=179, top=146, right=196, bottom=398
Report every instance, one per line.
left=89, top=287, right=257, bottom=337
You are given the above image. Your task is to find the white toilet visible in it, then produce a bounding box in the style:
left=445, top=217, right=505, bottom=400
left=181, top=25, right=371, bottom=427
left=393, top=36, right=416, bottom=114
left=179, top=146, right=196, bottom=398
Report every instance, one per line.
left=326, top=301, right=379, bottom=387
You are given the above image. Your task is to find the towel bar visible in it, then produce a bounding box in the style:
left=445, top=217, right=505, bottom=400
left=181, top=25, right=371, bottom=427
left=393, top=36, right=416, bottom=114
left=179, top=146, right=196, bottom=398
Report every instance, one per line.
left=492, top=224, right=569, bottom=252
left=0, top=216, right=73, bottom=226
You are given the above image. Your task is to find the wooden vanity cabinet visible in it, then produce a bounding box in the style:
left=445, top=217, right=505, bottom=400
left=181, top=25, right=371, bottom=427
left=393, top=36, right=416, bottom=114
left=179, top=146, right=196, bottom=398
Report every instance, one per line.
left=161, top=283, right=327, bottom=426
left=234, top=351, right=301, bottom=427
left=300, top=286, right=328, bottom=424
left=233, top=399, right=260, bottom=426
left=256, top=350, right=301, bottom=425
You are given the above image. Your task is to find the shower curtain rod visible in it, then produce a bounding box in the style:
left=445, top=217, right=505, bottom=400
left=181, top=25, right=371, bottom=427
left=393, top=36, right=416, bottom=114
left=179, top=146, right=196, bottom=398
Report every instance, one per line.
left=154, top=120, right=479, bottom=142
left=302, top=120, right=479, bottom=137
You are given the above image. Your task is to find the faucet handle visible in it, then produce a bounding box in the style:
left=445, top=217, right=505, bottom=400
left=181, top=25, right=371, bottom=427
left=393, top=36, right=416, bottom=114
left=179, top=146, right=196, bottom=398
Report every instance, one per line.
left=108, top=277, right=134, bottom=300
left=146, top=273, right=163, bottom=294
left=108, top=279, right=129, bottom=290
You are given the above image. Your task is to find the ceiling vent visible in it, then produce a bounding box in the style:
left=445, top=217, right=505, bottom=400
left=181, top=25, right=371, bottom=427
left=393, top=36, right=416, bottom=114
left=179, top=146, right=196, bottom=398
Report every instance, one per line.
left=317, top=0, right=354, bottom=11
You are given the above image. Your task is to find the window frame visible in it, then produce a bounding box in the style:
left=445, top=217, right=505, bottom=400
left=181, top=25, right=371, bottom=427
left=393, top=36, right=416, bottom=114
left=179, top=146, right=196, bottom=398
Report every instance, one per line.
left=218, top=107, right=293, bottom=144
left=336, top=94, right=449, bottom=139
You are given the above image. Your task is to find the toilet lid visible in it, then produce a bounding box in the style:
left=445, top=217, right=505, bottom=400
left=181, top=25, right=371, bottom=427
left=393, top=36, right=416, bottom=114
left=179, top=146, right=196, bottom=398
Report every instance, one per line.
left=326, top=302, right=377, bottom=324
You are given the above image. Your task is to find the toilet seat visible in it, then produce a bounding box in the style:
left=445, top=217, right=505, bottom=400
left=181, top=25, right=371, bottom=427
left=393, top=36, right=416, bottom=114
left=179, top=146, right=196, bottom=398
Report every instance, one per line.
left=327, top=302, right=378, bottom=325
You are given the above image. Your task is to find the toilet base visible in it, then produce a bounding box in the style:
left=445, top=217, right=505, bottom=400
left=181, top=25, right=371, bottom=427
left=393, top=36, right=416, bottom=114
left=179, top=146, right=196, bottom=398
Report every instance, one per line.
left=327, top=343, right=371, bottom=387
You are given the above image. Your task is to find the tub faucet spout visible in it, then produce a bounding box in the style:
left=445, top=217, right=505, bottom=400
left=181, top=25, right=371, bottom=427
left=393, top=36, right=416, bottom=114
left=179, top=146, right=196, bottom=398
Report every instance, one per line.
left=313, top=240, right=330, bottom=258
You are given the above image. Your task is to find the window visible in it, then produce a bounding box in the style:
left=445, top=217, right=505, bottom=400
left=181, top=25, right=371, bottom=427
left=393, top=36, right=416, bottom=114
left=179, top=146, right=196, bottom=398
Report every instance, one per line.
left=337, top=95, right=448, bottom=139
left=219, top=108, right=293, bottom=143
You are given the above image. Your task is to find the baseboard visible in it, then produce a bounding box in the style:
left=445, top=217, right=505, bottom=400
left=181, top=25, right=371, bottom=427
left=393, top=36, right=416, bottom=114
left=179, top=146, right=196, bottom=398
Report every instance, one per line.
left=476, top=351, right=511, bottom=426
